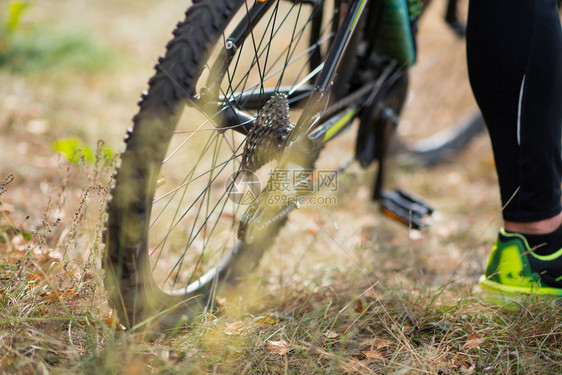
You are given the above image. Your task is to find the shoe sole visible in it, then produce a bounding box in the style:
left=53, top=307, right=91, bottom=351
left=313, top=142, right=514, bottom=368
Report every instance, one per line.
left=476, top=276, right=562, bottom=309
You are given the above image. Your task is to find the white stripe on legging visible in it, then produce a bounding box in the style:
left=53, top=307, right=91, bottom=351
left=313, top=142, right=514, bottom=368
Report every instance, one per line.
left=517, top=74, right=526, bottom=146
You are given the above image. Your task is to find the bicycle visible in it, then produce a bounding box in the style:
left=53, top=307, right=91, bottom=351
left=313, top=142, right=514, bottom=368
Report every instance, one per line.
left=103, top=0, right=482, bottom=333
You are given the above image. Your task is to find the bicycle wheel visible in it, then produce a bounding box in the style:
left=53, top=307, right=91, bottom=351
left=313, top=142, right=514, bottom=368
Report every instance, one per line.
left=393, top=0, right=485, bottom=166
left=104, top=0, right=348, bottom=331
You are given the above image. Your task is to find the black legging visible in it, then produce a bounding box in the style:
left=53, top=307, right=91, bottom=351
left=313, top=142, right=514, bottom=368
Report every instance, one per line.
left=467, top=0, right=562, bottom=222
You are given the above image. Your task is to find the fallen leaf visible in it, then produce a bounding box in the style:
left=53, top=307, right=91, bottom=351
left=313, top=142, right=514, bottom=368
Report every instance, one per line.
left=266, top=339, right=290, bottom=355
left=342, top=358, right=369, bottom=373
left=452, top=357, right=475, bottom=371
left=364, top=286, right=384, bottom=300
left=376, top=339, right=392, bottom=349
left=362, top=348, right=383, bottom=359
left=361, top=337, right=393, bottom=350
left=0, top=202, right=14, bottom=214
left=225, top=321, right=245, bottom=335
left=45, top=289, right=75, bottom=302
left=354, top=299, right=365, bottom=313
left=463, top=332, right=485, bottom=349
left=306, top=227, right=318, bottom=235
left=101, top=316, right=126, bottom=330
left=26, top=272, right=43, bottom=282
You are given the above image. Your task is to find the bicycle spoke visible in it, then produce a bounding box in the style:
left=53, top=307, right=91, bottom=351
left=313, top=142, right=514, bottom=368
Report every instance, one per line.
left=150, top=131, right=223, bottom=270
left=164, top=158, right=245, bottom=286
left=225, top=0, right=323, bottom=102
left=147, top=0, right=338, bottom=289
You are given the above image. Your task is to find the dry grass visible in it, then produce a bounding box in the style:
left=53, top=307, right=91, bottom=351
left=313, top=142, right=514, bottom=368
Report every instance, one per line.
left=1, top=0, right=562, bottom=373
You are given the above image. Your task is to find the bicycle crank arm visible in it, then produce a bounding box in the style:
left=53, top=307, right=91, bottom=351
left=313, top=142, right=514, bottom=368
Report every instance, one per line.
left=379, top=188, right=434, bottom=230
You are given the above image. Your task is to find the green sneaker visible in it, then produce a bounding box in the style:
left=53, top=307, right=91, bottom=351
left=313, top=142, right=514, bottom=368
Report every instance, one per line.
left=478, top=229, right=562, bottom=303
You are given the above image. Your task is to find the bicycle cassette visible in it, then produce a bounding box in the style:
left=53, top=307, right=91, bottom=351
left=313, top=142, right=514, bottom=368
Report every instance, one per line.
left=241, top=93, right=294, bottom=172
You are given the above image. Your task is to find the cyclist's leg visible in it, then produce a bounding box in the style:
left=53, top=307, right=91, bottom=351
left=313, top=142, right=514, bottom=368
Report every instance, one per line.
left=467, top=0, right=562, bottom=228
left=467, top=0, right=562, bottom=294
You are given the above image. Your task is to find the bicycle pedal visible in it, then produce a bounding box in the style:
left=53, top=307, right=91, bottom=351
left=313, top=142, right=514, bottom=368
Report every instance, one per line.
left=380, top=189, right=434, bottom=230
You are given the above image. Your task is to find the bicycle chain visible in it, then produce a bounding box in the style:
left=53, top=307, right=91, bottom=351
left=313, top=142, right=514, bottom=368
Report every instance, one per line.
left=241, top=93, right=295, bottom=172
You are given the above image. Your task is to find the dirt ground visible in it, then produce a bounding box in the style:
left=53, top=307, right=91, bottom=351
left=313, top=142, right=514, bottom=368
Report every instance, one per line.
left=0, top=0, right=500, bottom=325
left=0, top=0, right=499, bottom=275
left=2, top=0, right=536, bottom=373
